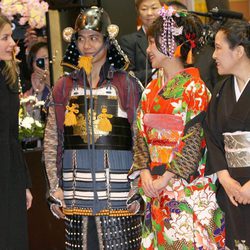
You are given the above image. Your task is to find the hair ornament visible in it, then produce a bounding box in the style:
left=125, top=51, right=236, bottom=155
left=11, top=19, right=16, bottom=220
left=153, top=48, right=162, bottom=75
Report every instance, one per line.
left=173, top=26, right=183, bottom=36
left=186, top=33, right=196, bottom=49
left=186, top=33, right=196, bottom=64
left=159, top=5, right=183, bottom=58
left=174, top=33, right=196, bottom=64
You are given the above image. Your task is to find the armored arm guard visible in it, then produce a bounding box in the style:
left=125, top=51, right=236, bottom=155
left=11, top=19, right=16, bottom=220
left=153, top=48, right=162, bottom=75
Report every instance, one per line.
left=43, top=96, right=60, bottom=193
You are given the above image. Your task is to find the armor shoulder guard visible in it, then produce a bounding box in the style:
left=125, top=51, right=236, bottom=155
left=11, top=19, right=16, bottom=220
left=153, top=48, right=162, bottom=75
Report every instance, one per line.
left=128, top=70, right=144, bottom=92
left=112, top=69, right=144, bottom=92
left=52, top=74, right=74, bottom=105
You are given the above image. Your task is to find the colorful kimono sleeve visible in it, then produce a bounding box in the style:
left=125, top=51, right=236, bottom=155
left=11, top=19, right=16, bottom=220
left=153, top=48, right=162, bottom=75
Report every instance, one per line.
left=168, top=112, right=205, bottom=180
left=43, top=96, right=60, bottom=192
left=128, top=122, right=150, bottom=179
left=167, top=78, right=210, bottom=180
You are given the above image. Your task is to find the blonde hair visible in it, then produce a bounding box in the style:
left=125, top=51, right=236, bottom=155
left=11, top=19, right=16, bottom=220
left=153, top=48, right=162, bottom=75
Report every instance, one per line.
left=0, top=14, right=17, bottom=86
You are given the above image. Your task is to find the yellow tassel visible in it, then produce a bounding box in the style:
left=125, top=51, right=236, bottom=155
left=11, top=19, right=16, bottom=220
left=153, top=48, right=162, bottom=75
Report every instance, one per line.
left=64, top=103, right=79, bottom=126
left=78, top=56, right=93, bottom=75
left=174, top=44, right=182, bottom=57
left=186, top=48, right=193, bottom=64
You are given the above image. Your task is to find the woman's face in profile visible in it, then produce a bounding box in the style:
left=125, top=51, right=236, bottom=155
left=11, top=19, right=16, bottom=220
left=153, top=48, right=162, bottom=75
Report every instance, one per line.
left=213, top=30, right=239, bottom=76
left=138, top=0, right=161, bottom=30
left=0, top=23, right=15, bottom=61
left=147, top=36, right=168, bottom=68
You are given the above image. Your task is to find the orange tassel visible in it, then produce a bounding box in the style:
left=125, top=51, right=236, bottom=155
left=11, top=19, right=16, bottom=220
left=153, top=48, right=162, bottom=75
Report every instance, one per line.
left=174, top=44, right=182, bottom=57
left=186, top=48, right=193, bottom=64
left=78, top=56, right=93, bottom=75
left=163, top=4, right=168, bottom=10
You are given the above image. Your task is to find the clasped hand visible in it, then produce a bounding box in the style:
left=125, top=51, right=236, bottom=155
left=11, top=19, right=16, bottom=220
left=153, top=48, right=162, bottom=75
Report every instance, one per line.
left=218, top=170, right=250, bottom=206
left=140, top=169, right=174, bottom=198
left=235, top=181, right=250, bottom=205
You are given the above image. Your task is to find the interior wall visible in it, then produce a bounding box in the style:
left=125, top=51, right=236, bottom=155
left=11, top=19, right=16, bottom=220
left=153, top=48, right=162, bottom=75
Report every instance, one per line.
left=229, top=0, right=250, bottom=20
left=102, top=0, right=137, bottom=39
left=205, top=0, right=230, bottom=10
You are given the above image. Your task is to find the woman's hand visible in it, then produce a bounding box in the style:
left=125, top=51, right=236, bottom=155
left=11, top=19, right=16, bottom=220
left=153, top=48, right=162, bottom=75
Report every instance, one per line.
left=218, top=170, right=241, bottom=206
left=140, top=169, right=158, bottom=198
left=153, top=171, right=175, bottom=193
left=50, top=188, right=66, bottom=219
left=31, top=70, right=49, bottom=94
left=235, top=180, right=250, bottom=205
left=32, top=68, right=50, bottom=87
left=26, top=189, right=33, bottom=210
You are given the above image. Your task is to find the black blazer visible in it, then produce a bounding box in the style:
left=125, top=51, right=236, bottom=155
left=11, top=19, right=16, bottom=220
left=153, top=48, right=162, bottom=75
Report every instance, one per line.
left=119, top=28, right=153, bottom=86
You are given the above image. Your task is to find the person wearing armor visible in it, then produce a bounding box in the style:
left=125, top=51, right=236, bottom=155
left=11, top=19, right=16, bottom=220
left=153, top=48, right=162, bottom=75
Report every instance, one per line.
left=128, top=5, right=225, bottom=249
left=43, top=6, right=142, bottom=250
left=205, top=19, right=250, bottom=249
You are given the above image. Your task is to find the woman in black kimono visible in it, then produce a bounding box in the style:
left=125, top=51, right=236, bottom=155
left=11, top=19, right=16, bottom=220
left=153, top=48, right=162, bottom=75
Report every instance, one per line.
left=0, top=14, right=32, bottom=249
left=205, top=19, right=250, bottom=249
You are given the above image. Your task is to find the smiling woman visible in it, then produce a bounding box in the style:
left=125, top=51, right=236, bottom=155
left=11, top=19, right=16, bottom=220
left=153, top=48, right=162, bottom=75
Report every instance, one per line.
left=205, top=18, right=250, bottom=249
left=0, top=13, right=32, bottom=250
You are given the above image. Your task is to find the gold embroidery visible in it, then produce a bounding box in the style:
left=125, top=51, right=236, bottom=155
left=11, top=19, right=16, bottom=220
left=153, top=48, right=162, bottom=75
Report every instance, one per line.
left=64, top=103, right=79, bottom=126
left=73, top=107, right=113, bottom=144
left=97, top=105, right=113, bottom=132
left=73, top=109, right=99, bottom=143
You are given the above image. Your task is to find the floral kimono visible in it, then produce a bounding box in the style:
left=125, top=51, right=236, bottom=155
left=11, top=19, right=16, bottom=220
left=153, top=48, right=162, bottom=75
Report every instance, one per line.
left=129, top=68, right=225, bottom=250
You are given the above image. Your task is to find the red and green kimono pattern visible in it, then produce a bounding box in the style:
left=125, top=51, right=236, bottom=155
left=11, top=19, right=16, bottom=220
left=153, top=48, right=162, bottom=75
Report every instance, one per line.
left=137, top=68, right=225, bottom=250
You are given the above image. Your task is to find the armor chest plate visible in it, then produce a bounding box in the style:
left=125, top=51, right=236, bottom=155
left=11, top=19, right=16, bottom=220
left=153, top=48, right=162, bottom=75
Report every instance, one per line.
left=64, top=86, right=132, bottom=150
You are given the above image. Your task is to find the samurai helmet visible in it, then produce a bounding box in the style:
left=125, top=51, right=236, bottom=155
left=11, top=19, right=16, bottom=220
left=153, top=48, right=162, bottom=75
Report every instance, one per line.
left=61, top=6, right=129, bottom=71
left=74, top=6, right=111, bottom=37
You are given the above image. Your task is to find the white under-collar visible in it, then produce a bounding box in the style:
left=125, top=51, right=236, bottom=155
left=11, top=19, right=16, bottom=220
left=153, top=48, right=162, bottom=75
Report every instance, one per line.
left=234, top=76, right=250, bottom=101
left=142, top=25, right=146, bottom=34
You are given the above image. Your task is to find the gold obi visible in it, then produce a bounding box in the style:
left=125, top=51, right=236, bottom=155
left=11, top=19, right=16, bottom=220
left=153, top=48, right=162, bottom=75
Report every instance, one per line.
left=223, top=131, right=250, bottom=168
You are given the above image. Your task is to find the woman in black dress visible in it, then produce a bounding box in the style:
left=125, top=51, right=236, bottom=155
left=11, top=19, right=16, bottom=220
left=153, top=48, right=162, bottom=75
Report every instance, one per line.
left=0, top=14, right=32, bottom=249
left=205, top=19, right=250, bottom=249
